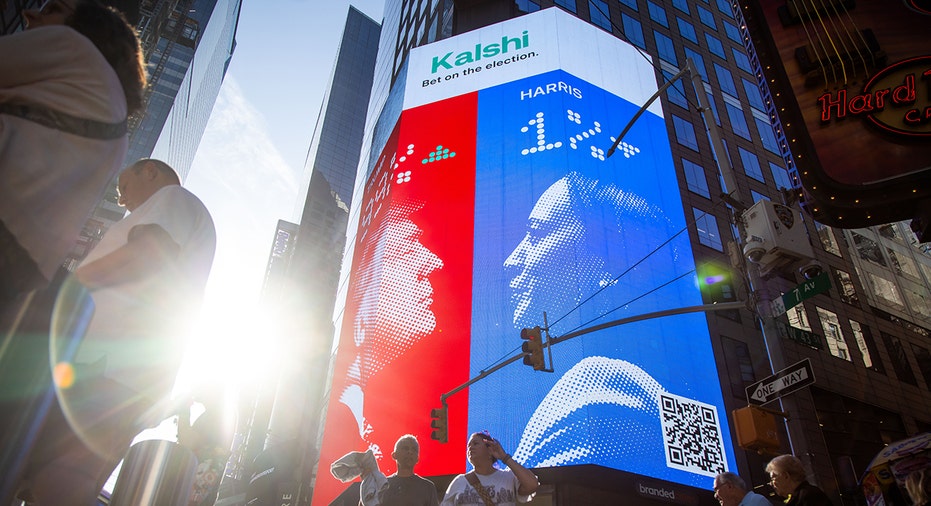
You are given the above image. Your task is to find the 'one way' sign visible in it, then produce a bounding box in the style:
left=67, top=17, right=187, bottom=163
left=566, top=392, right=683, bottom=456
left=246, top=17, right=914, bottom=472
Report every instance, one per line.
left=746, top=358, right=816, bottom=406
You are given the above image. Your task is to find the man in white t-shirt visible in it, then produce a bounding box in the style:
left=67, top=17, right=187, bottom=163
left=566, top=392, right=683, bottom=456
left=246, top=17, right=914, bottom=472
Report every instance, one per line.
left=21, top=158, right=215, bottom=506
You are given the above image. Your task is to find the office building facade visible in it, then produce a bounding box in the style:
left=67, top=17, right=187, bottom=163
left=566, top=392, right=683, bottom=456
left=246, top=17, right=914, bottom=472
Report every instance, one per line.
left=312, top=1, right=931, bottom=506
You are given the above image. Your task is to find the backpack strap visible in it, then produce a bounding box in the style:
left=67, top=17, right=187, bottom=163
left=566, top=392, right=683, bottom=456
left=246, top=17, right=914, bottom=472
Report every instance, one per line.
left=465, top=471, right=496, bottom=506
left=0, top=102, right=127, bottom=140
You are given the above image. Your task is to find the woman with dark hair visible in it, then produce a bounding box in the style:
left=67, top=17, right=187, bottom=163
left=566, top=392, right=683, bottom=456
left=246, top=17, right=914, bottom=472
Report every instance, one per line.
left=0, top=0, right=146, bottom=316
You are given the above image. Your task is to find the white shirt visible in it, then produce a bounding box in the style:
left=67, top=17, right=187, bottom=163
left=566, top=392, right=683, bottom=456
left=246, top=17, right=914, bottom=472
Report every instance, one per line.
left=441, top=469, right=532, bottom=506
left=77, top=185, right=215, bottom=398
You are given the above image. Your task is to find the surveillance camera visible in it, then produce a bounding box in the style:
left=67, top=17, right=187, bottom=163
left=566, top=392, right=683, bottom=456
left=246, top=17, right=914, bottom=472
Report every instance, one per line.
left=799, top=260, right=824, bottom=280
left=743, top=240, right=766, bottom=264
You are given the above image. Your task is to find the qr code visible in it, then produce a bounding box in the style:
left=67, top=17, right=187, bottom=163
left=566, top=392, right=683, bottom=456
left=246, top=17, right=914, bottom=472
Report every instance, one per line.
left=659, top=392, right=727, bottom=477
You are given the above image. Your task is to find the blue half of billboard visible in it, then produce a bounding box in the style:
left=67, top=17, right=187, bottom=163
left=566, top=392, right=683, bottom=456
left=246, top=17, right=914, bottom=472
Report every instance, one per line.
left=315, top=8, right=736, bottom=505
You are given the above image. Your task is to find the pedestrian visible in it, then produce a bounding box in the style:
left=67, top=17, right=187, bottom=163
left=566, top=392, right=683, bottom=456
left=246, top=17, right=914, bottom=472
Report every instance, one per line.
left=17, top=158, right=216, bottom=505
left=441, top=432, right=538, bottom=505
left=362, top=434, right=438, bottom=506
left=714, top=471, right=771, bottom=506
left=178, top=396, right=232, bottom=506
left=0, top=0, right=145, bottom=315
left=766, top=455, right=833, bottom=506
left=906, top=468, right=931, bottom=506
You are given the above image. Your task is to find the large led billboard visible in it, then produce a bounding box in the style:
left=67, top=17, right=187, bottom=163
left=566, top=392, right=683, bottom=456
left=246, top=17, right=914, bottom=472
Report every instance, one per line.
left=314, top=9, right=736, bottom=505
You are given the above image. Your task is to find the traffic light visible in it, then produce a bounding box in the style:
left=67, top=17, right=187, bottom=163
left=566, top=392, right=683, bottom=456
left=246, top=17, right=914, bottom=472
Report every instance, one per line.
left=430, top=407, right=448, bottom=443
left=521, top=326, right=545, bottom=370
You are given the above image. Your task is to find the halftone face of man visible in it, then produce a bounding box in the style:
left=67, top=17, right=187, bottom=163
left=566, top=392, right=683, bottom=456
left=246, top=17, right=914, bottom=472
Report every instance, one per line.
left=350, top=205, right=445, bottom=388
left=504, top=177, right=601, bottom=328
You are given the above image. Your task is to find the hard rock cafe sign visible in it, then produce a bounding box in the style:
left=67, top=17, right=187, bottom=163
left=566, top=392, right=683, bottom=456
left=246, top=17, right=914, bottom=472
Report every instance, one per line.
left=818, top=55, right=931, bottom=137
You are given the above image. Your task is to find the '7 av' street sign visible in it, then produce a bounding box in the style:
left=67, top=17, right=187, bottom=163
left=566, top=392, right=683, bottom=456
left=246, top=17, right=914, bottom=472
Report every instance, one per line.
left=771, top=272, right=831, bottom=316
left=746, top=358, right=816, bottom=406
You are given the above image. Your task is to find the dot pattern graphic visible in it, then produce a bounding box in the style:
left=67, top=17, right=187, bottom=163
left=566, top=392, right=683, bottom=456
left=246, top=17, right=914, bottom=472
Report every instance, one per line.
left=422, top=144, right=456, bottom=164
left=513, top=357, right=664, bottom=468
left=340, top=201, right=444, bottom=447
left=518, top=110, right=638, bottom=159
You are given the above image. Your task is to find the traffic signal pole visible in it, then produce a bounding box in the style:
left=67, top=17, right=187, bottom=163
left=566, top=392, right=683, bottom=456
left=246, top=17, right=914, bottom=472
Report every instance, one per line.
left=679, top=58, right=811, bottom=463
left=431, top=300, right=747, bottom=440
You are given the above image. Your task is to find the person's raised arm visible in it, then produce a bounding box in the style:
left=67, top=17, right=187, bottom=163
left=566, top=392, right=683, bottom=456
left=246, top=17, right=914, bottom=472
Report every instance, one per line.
left=489, top=439, right=539, bottom=496
left=75, top=223, right=179, bottom=290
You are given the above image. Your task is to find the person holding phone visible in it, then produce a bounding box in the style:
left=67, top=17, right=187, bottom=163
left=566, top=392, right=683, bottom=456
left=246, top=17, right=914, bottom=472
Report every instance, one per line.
left=441, top=432, right=538, bottom=505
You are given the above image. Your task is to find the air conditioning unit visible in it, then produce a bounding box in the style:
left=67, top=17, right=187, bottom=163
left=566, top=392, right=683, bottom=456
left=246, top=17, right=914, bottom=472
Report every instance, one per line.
left=741, top=200, right=815, bottom=277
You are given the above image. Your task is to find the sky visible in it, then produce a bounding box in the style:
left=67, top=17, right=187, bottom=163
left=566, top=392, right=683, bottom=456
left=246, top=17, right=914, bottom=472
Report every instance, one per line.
left=173, top=0, right=385, bottom=391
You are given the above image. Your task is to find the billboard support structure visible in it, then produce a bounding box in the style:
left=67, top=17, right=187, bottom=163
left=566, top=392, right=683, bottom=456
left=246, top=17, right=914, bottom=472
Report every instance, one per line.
left=608, top=58, right=815, bottom=467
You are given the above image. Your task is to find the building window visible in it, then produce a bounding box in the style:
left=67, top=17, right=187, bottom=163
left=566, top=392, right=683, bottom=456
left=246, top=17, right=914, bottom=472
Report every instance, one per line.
left=832, top=268, right=859, bottom=305
left=886, top=247, right=921, bottom=279
left=714, top=63, right=737, bottom=96
left=555, top=0, right=577, bottom=12
left=769, top=161, right=791, bottom=190
left=590, top=0, right=611, bottom=31
left=788, top=304, right=812, bottom=332
left=742, top=78, right=766, bottom=110
left=723, top=20, right=742, bottom=43
left=903, top=282, right=931, bottom=320
left=754, top=117, right=781, bottom=154
left=715, top=0, right=735, bottom=17
left=663, top=69, right=688, bottom=108
left=684, top=47, right=707, bottom=82
left=618, top=0, right=638, bottom=11
left=677, top=17, right=697, bottom=43
left=647, top=1, right=668, bottom=27
left=682, top=158, right=710, bottom=198
left=697, top=5, right=716, bottom=28
left=693, top=208, right=724, bottom=250
left=816, top=222, right=842, bottom=256
left=852, top=232, right=887, bottom=266
left=722, top=336, right=755, bottom=399
left=732, top=48, right=753, bottom=73
left=655, top=31, right=677, bottom=65
left=911, top=344, right=931, bottom=389
left=725, top=102, right=751, bottom=139
left=517, top=0, right=541, bottom=12
left=868, top=272, right=906, bottom=309
left=704, top=88, right=721, bottom=125
left=705, top=33, right=726, bottom=59
left=622, top=13, right=645, bottom=48
left=850, top=320, right=882, bottom=372
left=751, top=191, right=767, bottom=203
left=817, top=307, right=852, bottom=361
left=672, top=0, right=689, bottom=14
left=673, top=115, right=699, bottom=151
left=881, top=331, right=918, bottom=386
left=738, top=147, right=764, bottom=182
left=877, top=223, right=904, bottom=242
